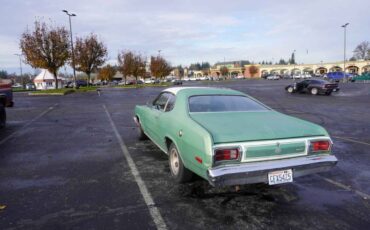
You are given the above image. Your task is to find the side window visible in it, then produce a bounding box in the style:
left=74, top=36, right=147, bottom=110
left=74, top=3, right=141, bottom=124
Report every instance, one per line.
left=165, top=94, right=176, bottom=112
left=153, top=93, right=169, bottom=111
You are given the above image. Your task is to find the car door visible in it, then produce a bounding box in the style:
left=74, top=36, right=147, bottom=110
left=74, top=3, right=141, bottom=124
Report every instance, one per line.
left=297, top=80, right=309, bottom=92
left=146, top=92, right=170, bottom=145
left=155, top=93, right=177, bottom=150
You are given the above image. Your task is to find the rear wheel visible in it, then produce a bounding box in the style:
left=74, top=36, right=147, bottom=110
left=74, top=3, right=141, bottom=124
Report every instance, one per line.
left=287, top=86, right=294, bottom=93
left=0, top=105, right=6, bottom=129
left=310, top=87, right=318, bottom=95
left=168, top=143, right=193, bottom=183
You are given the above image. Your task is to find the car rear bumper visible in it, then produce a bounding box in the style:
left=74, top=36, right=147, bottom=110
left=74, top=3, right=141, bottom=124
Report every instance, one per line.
left=207, top=154, right=338, bottom=187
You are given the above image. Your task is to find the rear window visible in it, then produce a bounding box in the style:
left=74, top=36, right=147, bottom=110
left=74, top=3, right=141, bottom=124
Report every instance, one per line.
left=188, top=95, right=269, bottom=112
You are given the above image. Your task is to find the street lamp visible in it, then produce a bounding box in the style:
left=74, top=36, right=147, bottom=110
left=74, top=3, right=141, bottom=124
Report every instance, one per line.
left=158, top=50, right=161, bottom=56
left=14, top=54, right=24, bottom=88
left=341, top=23, right=349, bottom=82
left=292, top=50, right=296, bottom=76
left=62, top=10, right=77, bottom=88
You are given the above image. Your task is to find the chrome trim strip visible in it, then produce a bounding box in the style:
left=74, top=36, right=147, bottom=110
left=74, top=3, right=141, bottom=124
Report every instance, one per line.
left=208, top=154, right=337, bottom=178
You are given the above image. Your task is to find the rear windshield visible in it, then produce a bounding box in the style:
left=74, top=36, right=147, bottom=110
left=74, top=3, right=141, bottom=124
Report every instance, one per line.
left=188, top=95, right=269, bottom=112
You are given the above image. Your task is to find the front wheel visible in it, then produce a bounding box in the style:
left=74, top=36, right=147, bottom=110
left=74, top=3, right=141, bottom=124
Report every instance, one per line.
left=310, top=87, right=318, bottom=95
left=136, top=118, right=148, bottom=140
left=287, top=86, right=294, bottom=93
left=168, top=143, right=193, bottom=183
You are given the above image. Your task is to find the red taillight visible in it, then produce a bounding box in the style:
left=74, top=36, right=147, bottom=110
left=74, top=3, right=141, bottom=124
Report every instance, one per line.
left=214, top=148, right=240, bottom=161
left=311, top=141, right=330, bottom=152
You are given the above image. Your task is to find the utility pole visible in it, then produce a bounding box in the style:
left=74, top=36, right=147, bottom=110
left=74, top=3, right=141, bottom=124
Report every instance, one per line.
left=341, top=23, right=349, bottom=82
left=63, top=10, right=77, bottom=88
left=14, top=54, right=24, bottom=88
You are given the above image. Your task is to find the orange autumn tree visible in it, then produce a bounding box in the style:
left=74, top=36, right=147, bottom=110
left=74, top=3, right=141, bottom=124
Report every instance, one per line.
left=20, top=20, right=69, bottom=89
left=150, top=56, right=172, bottom=80
left=98, top=65, right=116, bottom=81
left=74, top=34, right=107, bottom=86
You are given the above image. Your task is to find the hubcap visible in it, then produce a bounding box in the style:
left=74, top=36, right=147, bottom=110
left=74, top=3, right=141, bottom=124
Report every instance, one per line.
left=312, top=88, right=318, bottom=94
left=288, top=87, right=293, bottom=93
left=170, top=148, right=180, bottom=176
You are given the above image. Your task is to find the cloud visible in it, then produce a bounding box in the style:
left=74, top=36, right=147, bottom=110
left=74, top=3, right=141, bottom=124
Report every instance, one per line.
left=1, top=0, right=370, bottom=73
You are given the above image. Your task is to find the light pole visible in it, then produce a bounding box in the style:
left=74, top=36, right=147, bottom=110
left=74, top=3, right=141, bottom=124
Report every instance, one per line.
left=14, top=54, right=24, bottom=88
left=292, top=50, right=296, bottom=76
left=158, top=50, right=161, bottom=56
left=341, top=23, right=349, bottom=82
left=63, top=10, right=77, bottom=88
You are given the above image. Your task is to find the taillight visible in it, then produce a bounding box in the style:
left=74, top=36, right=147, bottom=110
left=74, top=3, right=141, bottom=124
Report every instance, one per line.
left=310, top=140, right=331, bottom=152
left=214, top=148, right=240, bottom=161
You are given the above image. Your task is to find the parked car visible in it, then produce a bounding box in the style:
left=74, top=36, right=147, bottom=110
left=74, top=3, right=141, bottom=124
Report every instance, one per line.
left=134, top=87, right=338, bottom=187
left=25, top=83, right=36, bottom=90
left=0, top=79, right=14, bottom=107
left=266, top=75, right=280, bottom=80
left=172, top=79, right=183, bottom=85
left=285, top=79, right=339, bottom=95
left=11, top=83, right=22, bottom=88
left=0, top=94, right=6, bottom=128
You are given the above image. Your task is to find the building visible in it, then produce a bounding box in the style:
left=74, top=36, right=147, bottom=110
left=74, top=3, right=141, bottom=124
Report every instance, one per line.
left=259, top=60, right=370, bottom=76
left=209, top=60, right=370, bottom=78
left=33, top=69, right=64, bottom=90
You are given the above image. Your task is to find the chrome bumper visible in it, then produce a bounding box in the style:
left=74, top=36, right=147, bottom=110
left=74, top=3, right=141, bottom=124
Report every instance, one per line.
left=207, top=155, right=338, bottom=187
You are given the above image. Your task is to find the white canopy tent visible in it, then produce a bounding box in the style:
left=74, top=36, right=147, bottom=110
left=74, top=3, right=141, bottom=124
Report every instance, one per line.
left=33, top=69, right=64, bottom=90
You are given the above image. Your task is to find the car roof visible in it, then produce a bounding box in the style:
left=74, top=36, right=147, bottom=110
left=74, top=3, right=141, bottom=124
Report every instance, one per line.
left=163, top=87, right=244, bottom=96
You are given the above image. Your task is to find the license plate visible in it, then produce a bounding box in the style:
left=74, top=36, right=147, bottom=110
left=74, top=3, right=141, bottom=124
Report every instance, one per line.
left=268, top=169, right=293, bottom=185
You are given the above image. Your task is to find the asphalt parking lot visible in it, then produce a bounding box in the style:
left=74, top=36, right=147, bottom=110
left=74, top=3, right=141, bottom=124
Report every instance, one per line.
left=0, top=79, right=369, bottom=230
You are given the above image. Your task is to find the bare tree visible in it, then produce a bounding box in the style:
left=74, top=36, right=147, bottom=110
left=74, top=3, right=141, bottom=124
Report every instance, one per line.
left=131, top=54, right=146, bottom=83
left=118, top=51, right=146, bottom=84
left=98, top=65, right=116, bottom=81
left=118, top=51, right=134, bottom=84
left=74, top=34, right=107, bottom=86
left=353, top=41, right=370, bottom=60
left=20, top=20, right=69, bottom=89
left=150, top=56, right=172, bottom=80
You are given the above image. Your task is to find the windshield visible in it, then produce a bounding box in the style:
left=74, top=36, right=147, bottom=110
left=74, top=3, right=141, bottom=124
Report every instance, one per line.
left=188, top=95, right=269, bottom=112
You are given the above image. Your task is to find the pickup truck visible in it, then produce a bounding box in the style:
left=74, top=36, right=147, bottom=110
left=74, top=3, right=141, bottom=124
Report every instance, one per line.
left=0, top=79, right=14, bottom=107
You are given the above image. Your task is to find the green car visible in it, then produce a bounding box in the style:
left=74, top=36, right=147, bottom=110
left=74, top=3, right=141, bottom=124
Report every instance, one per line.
left=134, top=87, right=337, bottom=187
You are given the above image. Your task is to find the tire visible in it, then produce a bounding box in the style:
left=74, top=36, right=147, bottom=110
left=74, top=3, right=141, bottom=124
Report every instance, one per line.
left=310, top=88, right=318, bottom=95
left=0, top=105, right=6, bottom=129
left=168, top=143, right=193, bottom=183
left=287, top=87, right=294, bottom=93
left=136, top=118, right=148, bottom=140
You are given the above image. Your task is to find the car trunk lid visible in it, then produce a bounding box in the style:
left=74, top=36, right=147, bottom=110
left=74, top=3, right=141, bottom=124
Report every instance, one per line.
left=190, top=111, right=327, bottom=143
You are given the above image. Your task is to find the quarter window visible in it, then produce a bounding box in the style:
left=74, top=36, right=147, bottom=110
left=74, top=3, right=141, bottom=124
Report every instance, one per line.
left=153, top=93, right=169, bottom=111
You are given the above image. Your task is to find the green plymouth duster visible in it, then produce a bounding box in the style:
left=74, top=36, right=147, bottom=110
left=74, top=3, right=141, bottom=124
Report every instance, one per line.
left=134, top=87, right=338, bottom=187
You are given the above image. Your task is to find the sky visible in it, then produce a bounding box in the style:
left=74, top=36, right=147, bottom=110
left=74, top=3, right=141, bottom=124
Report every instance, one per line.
left=1, top=0, right=369, bottom=74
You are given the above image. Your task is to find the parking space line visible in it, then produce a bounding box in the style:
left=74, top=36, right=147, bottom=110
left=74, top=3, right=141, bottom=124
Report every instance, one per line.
left=103, top=105, right=167, bottom=230
left=318, top=175, right=369, bottom=200
left=0, top=103, right=58, bottom=146
left=332, top=136, right=370, bottom=146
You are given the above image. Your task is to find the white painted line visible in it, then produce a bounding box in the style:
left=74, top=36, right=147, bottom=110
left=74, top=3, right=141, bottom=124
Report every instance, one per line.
left=0, top=103, right=58, bottom=146
left=332, top=136, right=370, bottom=146
left=103, top=105, right=167, bottom=230
left=318, top=175, right=369, bottom=200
